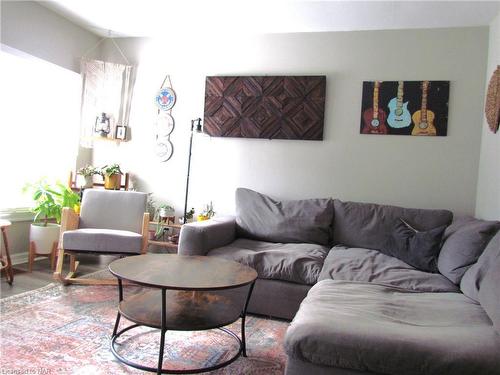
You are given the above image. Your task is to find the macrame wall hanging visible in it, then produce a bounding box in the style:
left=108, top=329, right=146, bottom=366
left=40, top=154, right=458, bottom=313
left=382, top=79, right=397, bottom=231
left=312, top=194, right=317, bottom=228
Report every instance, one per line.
left=154, top=75, right=176, bottom=162
left=79, top=38, right=137, bottom=148
left=485, top=65, right=500, bottom=134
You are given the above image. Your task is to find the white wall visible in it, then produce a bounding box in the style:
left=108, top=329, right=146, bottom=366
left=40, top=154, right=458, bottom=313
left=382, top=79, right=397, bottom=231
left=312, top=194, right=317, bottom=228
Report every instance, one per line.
left=476, top=14, right=500, bottom=220
left=0, top=1, right=99, bottom=258
left=95, top=27, right=488, bottom=217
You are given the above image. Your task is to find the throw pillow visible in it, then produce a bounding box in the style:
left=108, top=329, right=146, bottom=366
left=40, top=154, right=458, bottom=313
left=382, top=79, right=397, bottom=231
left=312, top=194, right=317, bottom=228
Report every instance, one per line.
left=438, top=216, right=500, bottom=284
left=235, top=188, right=334, bottom=246
left=460, top=230, right=500, bottom=302
left=382, top=218, right=447, bottom=273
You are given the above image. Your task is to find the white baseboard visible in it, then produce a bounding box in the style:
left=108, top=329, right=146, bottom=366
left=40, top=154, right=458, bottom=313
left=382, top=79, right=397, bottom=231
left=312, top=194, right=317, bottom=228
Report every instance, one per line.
left=11, top=252, right=28, bottom=265
left=10, top=252, right=53, bottom=266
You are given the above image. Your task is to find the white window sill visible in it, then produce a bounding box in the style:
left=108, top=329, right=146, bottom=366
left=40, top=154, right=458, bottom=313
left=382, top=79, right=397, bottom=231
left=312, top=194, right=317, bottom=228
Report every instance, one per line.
left=0, top=208, right=34, bottom=222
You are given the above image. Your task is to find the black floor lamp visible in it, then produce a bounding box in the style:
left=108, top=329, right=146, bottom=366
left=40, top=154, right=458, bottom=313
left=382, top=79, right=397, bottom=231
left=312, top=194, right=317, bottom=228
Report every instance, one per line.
left=183, top=118, right=203, bottom=223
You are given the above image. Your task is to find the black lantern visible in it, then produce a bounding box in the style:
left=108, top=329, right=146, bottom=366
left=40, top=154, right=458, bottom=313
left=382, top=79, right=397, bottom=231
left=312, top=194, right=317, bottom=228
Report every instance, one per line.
left=94, top=112, right=110, bottom=137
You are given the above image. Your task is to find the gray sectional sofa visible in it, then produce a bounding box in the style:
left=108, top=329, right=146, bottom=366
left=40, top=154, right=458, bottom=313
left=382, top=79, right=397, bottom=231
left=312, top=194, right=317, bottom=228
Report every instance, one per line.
left=178, top=188, right=500, bottom=375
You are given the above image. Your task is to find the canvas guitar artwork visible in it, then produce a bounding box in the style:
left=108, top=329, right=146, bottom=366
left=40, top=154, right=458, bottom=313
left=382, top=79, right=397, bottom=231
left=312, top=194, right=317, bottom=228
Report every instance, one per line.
left=360, top=80, right=449, bottom=136
left=362, top=81, right=388, bottom=134
left=387, top=81, right=411, bottom=129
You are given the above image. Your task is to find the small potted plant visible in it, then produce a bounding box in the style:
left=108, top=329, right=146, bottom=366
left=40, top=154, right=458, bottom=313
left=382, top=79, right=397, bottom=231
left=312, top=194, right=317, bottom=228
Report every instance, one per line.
left=179, top=208, right=195, bottom=224
left=100, top=164, right=123, bottom=190
left=197, top=201, right=215, bottom=221
left=76, top=165, right=97, bottom=189
left=157, top=204, right=175, bottom=220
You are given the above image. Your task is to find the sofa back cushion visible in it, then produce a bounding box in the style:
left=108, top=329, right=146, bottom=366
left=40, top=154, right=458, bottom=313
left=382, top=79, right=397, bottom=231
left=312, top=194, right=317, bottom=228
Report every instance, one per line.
left=235, top=188, right=334, bottom=246
left=479, top=254, right=500, bottom=333
left=461, top=230, right=500, bottom=301
left=438, top=216, right=500, bottom=284
left=333, top=199, right=453, bottom=251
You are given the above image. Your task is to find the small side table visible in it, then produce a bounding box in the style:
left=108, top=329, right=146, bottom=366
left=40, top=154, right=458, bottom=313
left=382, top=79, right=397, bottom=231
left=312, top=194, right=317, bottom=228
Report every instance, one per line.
left=0, top=219, right=14, bottom=285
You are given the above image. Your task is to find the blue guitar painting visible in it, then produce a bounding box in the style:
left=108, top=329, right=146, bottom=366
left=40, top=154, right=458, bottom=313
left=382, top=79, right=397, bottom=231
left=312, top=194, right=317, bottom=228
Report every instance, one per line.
left=387, top=81, right=411, bottom=128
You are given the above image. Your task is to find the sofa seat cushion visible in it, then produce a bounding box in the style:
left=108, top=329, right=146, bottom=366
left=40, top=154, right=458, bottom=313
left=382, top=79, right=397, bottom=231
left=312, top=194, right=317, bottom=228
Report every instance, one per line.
left=207, top=238, right=329, bottom=285
left=63, top=228, right=143, bottom=254
left=285, top=280, right=500, bottom=375
left=319, top=246, right=459, bottom=292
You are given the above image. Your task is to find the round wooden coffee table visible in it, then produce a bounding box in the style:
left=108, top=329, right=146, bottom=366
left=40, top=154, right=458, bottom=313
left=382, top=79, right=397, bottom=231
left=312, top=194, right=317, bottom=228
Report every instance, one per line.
left=108, top=254, right=257, bottom=374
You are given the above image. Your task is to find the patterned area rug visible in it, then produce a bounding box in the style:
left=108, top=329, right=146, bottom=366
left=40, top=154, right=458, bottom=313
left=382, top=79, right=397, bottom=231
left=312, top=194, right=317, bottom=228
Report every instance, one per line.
left=0, top=279, right=289, bottom=374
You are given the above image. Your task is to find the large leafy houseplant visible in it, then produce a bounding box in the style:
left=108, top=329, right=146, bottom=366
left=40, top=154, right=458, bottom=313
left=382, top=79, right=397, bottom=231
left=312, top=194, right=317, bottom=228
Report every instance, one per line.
left=24, top=180, right=81, bottom=225
left=23, top=180, right=81, bottom=257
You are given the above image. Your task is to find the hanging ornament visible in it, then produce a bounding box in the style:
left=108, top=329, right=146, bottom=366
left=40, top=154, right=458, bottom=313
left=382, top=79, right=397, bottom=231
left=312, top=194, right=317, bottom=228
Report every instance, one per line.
left=154, top=75, right=176, bottom=162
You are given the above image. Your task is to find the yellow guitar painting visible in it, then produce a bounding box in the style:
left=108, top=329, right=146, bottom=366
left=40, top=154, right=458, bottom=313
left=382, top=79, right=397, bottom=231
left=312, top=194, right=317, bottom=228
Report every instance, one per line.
left=412, top=81, right=436, bottom=136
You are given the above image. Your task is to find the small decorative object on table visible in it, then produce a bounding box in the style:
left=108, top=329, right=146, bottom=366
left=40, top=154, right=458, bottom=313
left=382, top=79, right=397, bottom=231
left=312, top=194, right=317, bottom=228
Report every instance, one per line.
left=197, top=201, right=215, bottom=221
left=100, top=164, right=123, bottom=190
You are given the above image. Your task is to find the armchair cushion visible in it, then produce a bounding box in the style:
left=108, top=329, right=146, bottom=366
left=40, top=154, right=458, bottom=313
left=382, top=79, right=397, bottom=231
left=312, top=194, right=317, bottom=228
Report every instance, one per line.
left=208, top=238, right=329, bottom=285
left=63, top=228, right=143, bottom=254
left=79, top=189, right=147, bottom=233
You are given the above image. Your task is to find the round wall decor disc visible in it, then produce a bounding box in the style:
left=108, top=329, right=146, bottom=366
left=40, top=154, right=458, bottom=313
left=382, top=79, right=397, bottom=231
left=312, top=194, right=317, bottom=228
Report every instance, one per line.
left=156, top=112, right=175, bottom=137
left=155, top=140, right=173, bottom=162
left=485, top=65, right=500, bottom=134
left=155, top=87, right=176, bottom=111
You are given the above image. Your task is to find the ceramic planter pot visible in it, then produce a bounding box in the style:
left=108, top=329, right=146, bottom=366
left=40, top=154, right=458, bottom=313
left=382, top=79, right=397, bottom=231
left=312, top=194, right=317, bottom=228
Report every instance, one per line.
left=29, top=223, right=60, bottom=255
left=104, top=174, right=121, bottom=190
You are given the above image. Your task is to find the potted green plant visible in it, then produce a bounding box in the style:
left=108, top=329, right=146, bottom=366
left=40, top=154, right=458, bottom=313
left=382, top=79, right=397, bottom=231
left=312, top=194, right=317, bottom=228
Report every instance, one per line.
left=23, top=180, right=81, bottom=257
left=100, top=164, right=123, bottom=190
left=76, top=165, right=98, bottom=189
left=154, top=203, right=175, bottom=239
left=197, top=201, right=215, bottom=221
left=179, top=208, right=195, bottom=224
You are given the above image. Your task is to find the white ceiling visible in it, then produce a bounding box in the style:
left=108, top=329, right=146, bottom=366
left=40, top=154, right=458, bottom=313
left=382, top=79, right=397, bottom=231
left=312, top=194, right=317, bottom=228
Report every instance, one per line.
left=40, top=0, right=500, bottom=38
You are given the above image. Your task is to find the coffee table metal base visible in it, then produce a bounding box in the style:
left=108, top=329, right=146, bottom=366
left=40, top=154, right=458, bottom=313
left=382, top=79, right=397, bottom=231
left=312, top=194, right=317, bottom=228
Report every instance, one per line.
left=110, top=279, right=255, bottom=375
left=111, top=324, right=244, bottom=374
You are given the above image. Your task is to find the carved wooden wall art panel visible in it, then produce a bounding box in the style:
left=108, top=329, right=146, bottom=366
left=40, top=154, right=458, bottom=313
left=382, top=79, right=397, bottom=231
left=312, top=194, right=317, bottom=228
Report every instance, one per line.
left=203, top=76, right=326, bottom=140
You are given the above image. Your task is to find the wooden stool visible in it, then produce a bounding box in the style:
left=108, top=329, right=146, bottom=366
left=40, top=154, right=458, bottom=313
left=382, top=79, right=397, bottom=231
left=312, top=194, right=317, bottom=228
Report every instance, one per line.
left=29, top=240, right=58, bottom=272
left=0, top=219, right=14, bottom=285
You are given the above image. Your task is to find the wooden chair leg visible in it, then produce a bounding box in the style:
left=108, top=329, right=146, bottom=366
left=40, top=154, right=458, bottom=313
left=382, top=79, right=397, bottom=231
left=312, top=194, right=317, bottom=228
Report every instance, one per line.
left=50, top=242, right=58, bottom=271
left=28, top=241, right=36, bottom=273
left=53, top=248, right=66, bottom=282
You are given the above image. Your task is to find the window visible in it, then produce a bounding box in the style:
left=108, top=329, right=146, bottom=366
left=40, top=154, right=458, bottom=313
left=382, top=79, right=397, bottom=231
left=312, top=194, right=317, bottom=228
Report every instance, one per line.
left=0, top=45, right=81, bottom=211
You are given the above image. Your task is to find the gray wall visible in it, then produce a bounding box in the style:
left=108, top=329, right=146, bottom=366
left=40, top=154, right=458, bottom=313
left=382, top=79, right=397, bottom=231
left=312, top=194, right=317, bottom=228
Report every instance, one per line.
left=94, top=27, right=488, bottom=217
left=1, top=0, right=100, bottom=73
left=0, top=1, right=99, bottom=259
left=476, top=14, right=500, bottom=220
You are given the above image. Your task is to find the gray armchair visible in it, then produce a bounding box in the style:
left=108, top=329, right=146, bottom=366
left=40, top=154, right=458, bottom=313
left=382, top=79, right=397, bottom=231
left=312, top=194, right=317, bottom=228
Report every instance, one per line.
left=54, top=189, right=149, bottom=285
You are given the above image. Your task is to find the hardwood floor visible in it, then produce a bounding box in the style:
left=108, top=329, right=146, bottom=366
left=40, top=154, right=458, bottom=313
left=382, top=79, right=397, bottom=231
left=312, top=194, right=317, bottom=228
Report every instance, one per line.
left=0, top=254, right=119, bottom=298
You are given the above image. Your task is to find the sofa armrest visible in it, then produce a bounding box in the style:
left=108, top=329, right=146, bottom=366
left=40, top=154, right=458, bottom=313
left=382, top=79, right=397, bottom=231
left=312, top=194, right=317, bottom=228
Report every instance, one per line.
left=178, top=216, right=237, bottom=256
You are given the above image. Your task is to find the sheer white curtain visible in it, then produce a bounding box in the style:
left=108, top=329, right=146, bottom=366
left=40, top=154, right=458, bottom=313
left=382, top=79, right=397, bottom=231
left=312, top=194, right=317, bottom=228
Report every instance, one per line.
left=79, top=59, right=136, bottom=147
left=0, top=45, right=80, bottom=211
